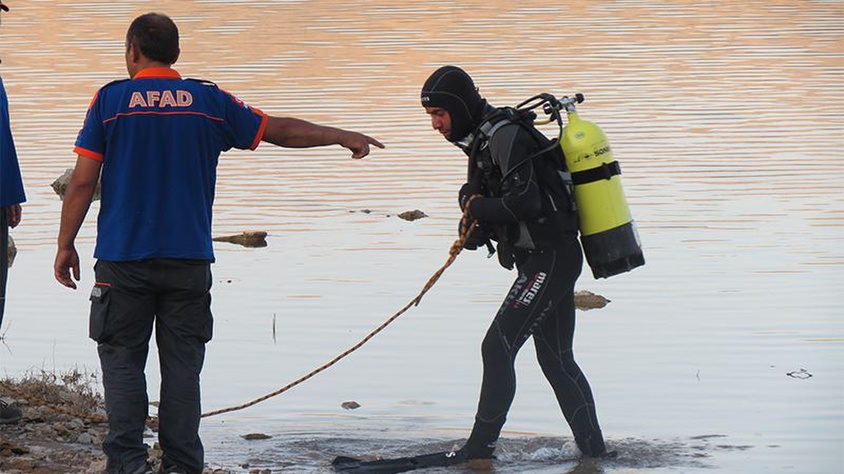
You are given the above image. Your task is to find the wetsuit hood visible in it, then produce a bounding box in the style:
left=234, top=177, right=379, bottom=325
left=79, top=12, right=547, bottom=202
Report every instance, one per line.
left=421, top=66, right=486, bottom=143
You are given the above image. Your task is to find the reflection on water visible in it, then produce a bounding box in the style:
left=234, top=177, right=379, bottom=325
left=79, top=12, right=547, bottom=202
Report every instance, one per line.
left=1, top=1, right=842, bottom=473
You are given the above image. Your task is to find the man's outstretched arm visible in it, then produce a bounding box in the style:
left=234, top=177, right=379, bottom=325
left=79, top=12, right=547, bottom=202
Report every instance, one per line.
left=262, top=116, right=384, bottom=159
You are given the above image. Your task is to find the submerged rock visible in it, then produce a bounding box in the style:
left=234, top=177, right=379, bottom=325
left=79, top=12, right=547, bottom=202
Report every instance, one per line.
left=212, top=231, right=268, bottom=248
left=349, top=209, right=428, bottom=220
left=574, top=290, right=611, bottom=310
left=397, top=210, right=427, bottom=221
left=51, top=168, right=102, bottom=201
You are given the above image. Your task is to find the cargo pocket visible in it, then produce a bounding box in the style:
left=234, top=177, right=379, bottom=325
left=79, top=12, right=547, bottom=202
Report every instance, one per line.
left=88, top=283, right=111, bottom=342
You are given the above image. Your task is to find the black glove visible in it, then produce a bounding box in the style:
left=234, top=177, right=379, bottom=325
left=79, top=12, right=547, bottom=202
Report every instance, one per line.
left=496, top=241, right=515, bottom=270
left=458, top=179, right=484, bottom=211
left=460, top=221, right=489, bottom=251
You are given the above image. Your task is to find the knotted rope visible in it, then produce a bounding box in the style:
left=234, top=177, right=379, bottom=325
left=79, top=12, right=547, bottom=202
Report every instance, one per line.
left=201, top=196, right=483, bottom=418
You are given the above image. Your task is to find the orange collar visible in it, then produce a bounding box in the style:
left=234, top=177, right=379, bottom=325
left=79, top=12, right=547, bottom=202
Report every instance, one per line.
left=133, top=67, right=182, bottom=80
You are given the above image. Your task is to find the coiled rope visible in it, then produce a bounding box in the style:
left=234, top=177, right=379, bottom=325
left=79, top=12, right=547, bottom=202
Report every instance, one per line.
left=201, top=197, right=483, bottom=418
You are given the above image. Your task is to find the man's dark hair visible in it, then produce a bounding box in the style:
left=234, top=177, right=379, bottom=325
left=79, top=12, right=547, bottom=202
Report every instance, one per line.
left=127, top=13, right=179, bottom=65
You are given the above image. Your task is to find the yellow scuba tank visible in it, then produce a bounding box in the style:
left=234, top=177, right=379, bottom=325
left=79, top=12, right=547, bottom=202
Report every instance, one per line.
left=558, top=95, right=644, bottom=278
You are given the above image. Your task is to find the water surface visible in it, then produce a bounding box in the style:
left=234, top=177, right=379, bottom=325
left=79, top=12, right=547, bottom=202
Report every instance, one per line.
left=1, top=1, right=842, bottom=473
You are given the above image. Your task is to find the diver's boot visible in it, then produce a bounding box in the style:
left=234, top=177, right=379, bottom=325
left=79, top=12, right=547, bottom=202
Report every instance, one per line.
left=574, top=430, right=616, bottom=458
left=459, top=423, right=499, bottom=460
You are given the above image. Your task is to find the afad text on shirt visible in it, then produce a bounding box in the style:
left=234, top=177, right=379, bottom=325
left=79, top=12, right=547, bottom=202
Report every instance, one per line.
left=128, top=90, right=194, bottom=108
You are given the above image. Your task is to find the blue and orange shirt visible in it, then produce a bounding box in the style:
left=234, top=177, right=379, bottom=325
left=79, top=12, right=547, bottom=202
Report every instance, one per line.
left=0, top=76, right=27, bottom=208
left=74, top=67, right=268, bottom=262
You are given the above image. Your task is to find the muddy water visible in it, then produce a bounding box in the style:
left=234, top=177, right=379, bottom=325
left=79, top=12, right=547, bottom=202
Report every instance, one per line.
left=1, top=1, right=841, bottom=473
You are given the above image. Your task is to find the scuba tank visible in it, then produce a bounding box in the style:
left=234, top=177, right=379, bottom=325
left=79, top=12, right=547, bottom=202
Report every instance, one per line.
left=517, top=93, right=645, bottom=279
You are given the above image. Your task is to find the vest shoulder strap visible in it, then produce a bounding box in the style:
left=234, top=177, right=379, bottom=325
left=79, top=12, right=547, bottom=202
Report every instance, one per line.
left=477, top=107, right=537, bottom=140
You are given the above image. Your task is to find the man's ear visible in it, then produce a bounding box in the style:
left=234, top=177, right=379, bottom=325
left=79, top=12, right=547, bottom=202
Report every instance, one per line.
left=128, top=42, right=142, bottom=64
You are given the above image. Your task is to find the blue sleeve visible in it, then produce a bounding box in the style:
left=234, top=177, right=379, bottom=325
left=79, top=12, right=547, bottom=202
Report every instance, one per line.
left=73, top=88, right=107, bottom=160
left=219, top=90, right=267, bottom=151
left=0, top=77, right=26, bottom=207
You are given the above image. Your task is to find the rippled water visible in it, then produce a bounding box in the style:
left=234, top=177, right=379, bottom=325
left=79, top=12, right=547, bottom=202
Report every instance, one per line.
left=1, top=1, right=842, bottom=473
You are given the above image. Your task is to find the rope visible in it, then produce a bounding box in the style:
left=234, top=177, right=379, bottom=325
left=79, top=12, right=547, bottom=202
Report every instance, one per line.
left=201, top=196, right=483, bottom=418
left=0, top=199, right=483, bottom=424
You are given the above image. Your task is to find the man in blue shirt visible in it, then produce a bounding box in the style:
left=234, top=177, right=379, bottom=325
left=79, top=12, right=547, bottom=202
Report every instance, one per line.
left=0, top=0, right=26, bottom=426
left=53, top=12, right=383, bottom=474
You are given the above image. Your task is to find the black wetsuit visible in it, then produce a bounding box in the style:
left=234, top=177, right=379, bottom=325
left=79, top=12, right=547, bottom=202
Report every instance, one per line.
left=459, top=105, right=607, bottom=458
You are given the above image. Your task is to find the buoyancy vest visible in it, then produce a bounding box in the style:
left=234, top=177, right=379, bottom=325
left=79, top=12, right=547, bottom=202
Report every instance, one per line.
left=463, top=107, right=579, bottom=250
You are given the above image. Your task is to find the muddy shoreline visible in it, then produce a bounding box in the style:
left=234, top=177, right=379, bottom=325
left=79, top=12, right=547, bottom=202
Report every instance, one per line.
left=0, top=373, right=236, bottom=474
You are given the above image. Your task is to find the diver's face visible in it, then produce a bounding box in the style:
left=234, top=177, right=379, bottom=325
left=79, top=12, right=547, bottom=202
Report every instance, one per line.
left=425, top=106, right=452, bottom=140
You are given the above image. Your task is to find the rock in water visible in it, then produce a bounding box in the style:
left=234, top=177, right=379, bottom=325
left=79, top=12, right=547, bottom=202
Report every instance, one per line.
left=212, top=231, right=268, bottom=248
left=52, top=168, right=102, bottom=201
left=398, top=210, right=427, bottom=221
left=7, top=235, right=16, bottom=268
left=574, top=290, right=611, bottom=310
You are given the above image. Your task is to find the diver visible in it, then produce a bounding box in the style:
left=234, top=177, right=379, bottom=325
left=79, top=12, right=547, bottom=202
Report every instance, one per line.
left=421, top=65, right=610, bottom=462
left=333, top=65, right=614, bottom=474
